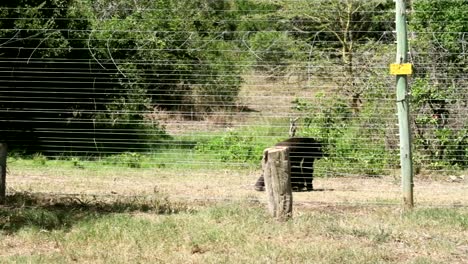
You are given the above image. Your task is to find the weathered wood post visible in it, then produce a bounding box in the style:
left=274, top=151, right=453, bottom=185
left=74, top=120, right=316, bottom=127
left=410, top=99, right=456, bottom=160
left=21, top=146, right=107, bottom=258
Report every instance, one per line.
left=0, top=143, right=7, bottom=203
left=262, top=146, right=292, bottom=220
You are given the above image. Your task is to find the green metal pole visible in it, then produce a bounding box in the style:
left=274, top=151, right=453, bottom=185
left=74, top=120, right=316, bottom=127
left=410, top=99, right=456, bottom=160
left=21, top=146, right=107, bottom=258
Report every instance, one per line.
left=395, top=0, right=414, bottom=210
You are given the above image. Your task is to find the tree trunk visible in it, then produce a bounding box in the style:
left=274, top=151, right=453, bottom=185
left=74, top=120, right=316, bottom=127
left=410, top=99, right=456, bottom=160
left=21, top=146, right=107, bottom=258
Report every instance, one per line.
left=0, top=143, right=7, bottom=203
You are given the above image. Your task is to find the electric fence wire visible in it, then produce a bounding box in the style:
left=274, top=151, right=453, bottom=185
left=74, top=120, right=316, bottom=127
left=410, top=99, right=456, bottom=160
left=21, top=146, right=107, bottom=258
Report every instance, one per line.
left=0, top=1, right=466, bottom=207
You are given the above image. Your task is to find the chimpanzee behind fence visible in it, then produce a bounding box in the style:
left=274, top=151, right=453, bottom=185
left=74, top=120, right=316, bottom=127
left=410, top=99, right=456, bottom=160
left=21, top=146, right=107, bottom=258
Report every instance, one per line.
left=254, top=137, right=324, bottom=192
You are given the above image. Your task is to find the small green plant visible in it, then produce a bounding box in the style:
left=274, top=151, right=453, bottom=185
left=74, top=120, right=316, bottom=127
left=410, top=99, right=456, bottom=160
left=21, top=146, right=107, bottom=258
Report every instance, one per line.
left=104, top=152, right=144, bottom=168
left=71, top=157, right=85, bottom=169
left=121, top=152, right=144, bottom=168
left=195, top=131, right=264, bottom=163
left=32, top=153, right=47, bottom=166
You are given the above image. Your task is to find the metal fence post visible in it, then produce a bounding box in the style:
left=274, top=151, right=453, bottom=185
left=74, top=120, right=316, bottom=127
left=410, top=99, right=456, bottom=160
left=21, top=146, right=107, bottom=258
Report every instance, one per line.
left=395, top=0, right=414, bottom=210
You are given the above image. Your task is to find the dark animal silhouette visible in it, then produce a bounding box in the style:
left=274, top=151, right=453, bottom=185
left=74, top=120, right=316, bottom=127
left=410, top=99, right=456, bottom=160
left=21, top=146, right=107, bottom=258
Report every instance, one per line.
left=255, top=137, right=324, bottom=192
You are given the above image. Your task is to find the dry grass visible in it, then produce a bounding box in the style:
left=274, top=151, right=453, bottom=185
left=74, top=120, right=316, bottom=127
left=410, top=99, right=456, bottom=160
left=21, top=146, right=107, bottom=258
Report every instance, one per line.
left=155, top=74, right=320, bottom=135
left=6, top=165, right=467, bottom=208
left=1, top=164, right=467, bottom=263
left=1, top=236, right=60, bottom=258
left=2, top=74, right=467, bottom=263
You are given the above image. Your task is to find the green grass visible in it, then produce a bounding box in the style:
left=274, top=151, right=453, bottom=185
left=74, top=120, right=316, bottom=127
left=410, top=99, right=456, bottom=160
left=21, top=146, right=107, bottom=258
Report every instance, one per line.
left=2, top=115, right=466, bottom=263
left=8, top=114, right=466, bottom=177
left=1, top=193, right=467, bottom=263
left=7, top=118, right=291, bottom=171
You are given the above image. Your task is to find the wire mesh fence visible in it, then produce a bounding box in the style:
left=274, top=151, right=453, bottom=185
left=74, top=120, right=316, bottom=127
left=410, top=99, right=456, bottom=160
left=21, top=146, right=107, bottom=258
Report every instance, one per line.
left=0, top=0, right=466, bottom=207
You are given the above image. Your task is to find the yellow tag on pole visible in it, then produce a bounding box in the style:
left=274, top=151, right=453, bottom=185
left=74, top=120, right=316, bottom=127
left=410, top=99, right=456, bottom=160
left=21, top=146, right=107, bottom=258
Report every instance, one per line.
left=390, top=63, right=413, bottom=75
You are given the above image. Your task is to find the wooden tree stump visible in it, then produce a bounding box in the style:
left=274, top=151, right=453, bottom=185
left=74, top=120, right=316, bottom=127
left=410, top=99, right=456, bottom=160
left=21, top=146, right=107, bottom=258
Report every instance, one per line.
left=0, top=143, right=7, bottom=203
left=262, top=146, right=292, bottom=220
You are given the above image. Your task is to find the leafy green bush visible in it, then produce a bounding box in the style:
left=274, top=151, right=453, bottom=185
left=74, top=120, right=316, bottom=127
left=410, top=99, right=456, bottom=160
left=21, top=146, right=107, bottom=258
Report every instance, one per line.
left=408, top=0, right=468, bottom=170
left=293, top=82, right=399, bottom=177
left=248, top=32, right=296, bottom=78
left=0, top=0, right=250, bottom=155
left=195, top=131, right=264, bottom=163
left=411, top=78, right=467, bottom=169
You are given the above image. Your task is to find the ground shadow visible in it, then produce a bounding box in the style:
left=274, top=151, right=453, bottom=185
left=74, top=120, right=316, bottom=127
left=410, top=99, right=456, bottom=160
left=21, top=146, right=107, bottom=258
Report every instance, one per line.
left=293, top=188, right=335, bottom=192
left=0, top=192, right=189, bottom=234
left=311, top=188, right=335, bottom=192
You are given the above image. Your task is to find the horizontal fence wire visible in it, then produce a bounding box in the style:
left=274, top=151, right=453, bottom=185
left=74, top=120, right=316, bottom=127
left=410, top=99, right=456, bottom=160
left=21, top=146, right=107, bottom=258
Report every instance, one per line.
left=0, top=0, right=466, bottom=207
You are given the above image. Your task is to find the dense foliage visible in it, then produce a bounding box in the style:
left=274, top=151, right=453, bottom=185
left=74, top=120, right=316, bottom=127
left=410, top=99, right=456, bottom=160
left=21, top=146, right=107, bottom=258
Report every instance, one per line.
left=0, top=0, right=465, bottom=171
left=409, top=0, right=468, bottom=168
left=0, top=0, right=250, bottom=153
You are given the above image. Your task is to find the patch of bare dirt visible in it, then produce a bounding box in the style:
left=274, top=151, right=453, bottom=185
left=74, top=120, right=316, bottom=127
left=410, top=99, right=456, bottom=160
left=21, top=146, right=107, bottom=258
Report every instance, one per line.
left=0, top=235, right=60, bottom=258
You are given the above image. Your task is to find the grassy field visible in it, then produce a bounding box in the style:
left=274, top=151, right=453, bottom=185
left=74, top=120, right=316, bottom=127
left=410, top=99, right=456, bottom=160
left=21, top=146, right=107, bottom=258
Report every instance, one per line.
left=1, top=165, right=467, bottom=263
left=1, top=75, right=467, bottom=263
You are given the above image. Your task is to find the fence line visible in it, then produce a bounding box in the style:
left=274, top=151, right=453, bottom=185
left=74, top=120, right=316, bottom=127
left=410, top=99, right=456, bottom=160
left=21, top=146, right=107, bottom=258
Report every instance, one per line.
left=0, top=0, right=466, bottom=207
